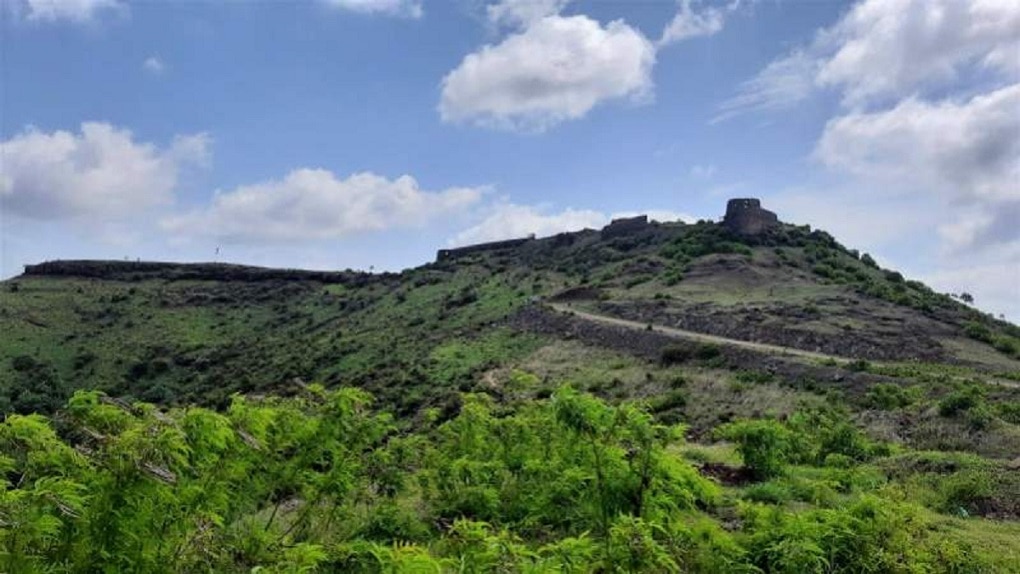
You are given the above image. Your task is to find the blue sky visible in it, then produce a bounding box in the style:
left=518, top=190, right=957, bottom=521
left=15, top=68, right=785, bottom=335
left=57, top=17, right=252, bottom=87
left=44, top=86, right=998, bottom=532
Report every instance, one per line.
left=1, top=0, right=1018, bottom=319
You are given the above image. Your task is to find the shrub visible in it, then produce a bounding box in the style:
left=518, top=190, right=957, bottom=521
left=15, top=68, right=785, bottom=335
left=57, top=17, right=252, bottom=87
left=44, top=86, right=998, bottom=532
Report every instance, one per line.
left=717, top=419, right=793, bottom=480
left=663, top=270, right=684, bottom=286
left=993, top=336, right=1018, bottom=356
left=938, top=384, right=985, bottom=417
left=822, top=453, right=853, bottom=469
left=11, top=355, right=38, bottom=372
left=864, top=383, right=914, bottom=410
left=884, top=270, right=905, bottom=283
left=963, top=321, right=993, bottom=344
left=651, top=390, right=687, bottom=413
left=660, top=345, right=693, bottom=365
left=939, top=471, right=993, bottom=515
left=695, top=343, right=721, bottom=361
left=965, top=404, right=995, bottom=431
left=844, top=359, right=871, bottom=372
left=994, top=401, right=1020, bottom=424
left=744, top=481, right=793, bottom=504
left=735, top=370, right=774, bottom=384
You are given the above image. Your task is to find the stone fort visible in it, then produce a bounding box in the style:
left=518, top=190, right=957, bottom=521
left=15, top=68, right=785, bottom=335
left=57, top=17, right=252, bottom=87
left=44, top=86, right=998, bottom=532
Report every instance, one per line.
left=722, top=198, right=779, bottom=235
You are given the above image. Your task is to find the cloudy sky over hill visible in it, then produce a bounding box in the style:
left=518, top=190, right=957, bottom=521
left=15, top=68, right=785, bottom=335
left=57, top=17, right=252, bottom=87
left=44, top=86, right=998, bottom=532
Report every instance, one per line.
left=1, top=0, right=1018, bottom=319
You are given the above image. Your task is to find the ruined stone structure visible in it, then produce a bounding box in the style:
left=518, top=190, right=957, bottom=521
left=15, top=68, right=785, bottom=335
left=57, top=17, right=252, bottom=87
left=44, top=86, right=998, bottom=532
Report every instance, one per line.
left=600, top=215, right=649, bottom=238
left=722, top=198, right=779, bottom=235
left=436, top=235, right=535, bottom=262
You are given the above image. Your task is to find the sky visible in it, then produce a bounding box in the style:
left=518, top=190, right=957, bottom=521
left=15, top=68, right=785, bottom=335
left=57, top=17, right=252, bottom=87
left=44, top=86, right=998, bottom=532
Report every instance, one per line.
left=1, top=0, right=1018, bottom=320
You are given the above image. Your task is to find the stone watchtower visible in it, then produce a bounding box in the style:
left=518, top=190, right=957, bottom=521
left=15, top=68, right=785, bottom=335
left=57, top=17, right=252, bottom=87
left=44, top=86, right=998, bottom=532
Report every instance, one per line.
left=722, top=198, right=779, bottom=235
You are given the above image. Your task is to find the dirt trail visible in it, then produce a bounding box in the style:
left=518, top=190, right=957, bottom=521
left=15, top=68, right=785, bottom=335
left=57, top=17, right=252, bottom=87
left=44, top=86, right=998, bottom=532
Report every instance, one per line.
left=547, top=303, right=866, bottom=363
left=546, top=303, right=1020, bottom=389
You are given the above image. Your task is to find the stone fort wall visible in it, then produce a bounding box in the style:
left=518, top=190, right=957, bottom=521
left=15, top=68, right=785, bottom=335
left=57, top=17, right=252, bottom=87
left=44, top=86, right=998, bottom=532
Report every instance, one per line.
left=600, top=215, right=649, bottom=238
left=436, top=236, right=535, bottom=262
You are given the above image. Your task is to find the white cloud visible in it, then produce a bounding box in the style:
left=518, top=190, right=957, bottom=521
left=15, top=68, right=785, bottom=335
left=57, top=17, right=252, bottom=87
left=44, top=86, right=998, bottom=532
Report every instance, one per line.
left=817, top=0, right=1020, bottom=106
left=439, top=14, right=655, bottom=131
left=0, top=122, right=209, bottom=220
left=451, top=203, right=605, bottom=245
left=658, top=0, right=726, bottom=47
left=487, top=0, right=570, bottom=29
left=450, top=203, right=691, bottom=246
left=161, top=170, right=484, bottom=242
left=816, top=84, right=1020, bottom=250
left=713, top=50, right=818, bottom=122
left=447, top=0, right=744, bottom=131
left=9, top=0, right=121, bottom=22
left=143, top=56, right=164, bottom=75
left=690, top=164, right=717, bottom=179
left=321, top=0, right=422, bottom=18
left=719, top=0, right=1020, bottom=118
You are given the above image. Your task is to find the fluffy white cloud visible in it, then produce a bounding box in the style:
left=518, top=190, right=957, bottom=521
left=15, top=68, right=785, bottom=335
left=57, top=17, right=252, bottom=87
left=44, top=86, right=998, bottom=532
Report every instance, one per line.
left=450, top=203, right=690, bottom=246
left=447, top=0, right=743, bottom=131
left=161, top=170, right=484, bottom=242
left=0, top=122, right=209, bottom=220
left=816, top=84, right=1020, bottom=249
left=143, top=56, right=164, bottom=75
left=487, top=0, right=570, bottom=29
left=439, top=15, right=655, bottom=131
left=817, top=0, right=1020, bottom=106
left=9, top=0, right=121, bottom=22
left=658, top=0, right=726, bottom=47
left=720, top=0, right=1020, bottom=117
left=321, top=0, right=422, bottom=18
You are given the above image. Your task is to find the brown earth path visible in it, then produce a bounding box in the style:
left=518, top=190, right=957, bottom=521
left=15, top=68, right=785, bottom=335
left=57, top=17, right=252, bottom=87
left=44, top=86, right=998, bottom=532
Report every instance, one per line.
left=546, top=302, right=845, bottom=362
left=546, top=303, right=1020, bottom=389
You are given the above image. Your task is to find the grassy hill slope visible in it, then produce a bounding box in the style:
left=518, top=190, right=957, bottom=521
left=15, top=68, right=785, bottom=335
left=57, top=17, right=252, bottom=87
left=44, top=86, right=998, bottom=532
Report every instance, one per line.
left=4, top=215, right=1020, bottom=571
left=3, top=218, right=1016, bottom=415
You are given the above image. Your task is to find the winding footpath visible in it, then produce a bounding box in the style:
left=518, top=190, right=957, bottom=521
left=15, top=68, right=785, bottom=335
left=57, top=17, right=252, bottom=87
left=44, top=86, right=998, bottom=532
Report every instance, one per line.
left=545, top=303, right=1020, bottom=389
left=545, top=302, right=845, bottom=362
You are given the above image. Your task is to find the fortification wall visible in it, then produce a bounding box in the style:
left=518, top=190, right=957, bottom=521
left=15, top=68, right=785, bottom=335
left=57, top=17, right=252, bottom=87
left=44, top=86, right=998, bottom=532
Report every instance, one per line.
left=601, top=215, right=649, bottom=238
left=436, top=236, right=535, bottom=262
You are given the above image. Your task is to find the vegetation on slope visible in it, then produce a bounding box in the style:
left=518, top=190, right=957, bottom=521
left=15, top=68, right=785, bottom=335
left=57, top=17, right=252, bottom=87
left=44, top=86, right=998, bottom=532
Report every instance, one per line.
left=2, top=219, right=1020, bottom=572
left=3, top=220, right=1017, bottom=416
left=4, top=386, right=1018, bottom=573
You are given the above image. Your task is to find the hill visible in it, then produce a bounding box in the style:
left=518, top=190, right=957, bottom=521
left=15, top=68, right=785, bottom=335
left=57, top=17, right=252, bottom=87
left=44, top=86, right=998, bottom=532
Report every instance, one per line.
left=3, top=199, right=1017, bottom=416
left=3, top=199, right=1020, bottom=571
